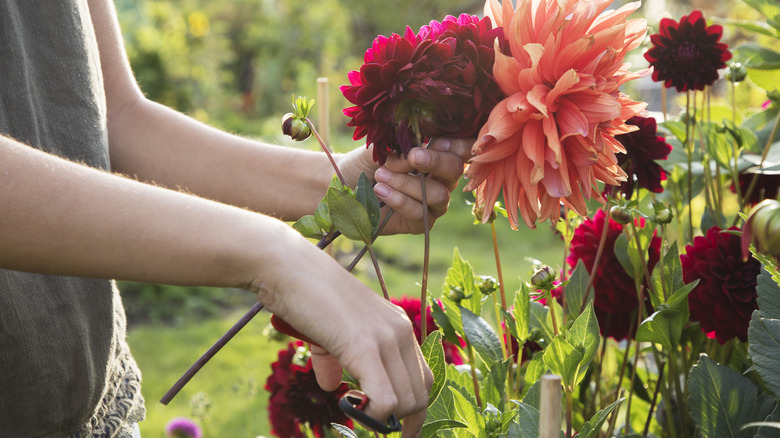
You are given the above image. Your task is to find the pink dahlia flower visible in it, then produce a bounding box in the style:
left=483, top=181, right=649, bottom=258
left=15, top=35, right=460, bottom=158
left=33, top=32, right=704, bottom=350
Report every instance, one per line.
left=265, top=341, right=352, bottom=438
left=682, top=227, right=761, bottom=344
left=341, top=14, right=506, bottom=164
left=465, top=0, right=649, bottom=229
left=568, top=209, right=660, bottom=340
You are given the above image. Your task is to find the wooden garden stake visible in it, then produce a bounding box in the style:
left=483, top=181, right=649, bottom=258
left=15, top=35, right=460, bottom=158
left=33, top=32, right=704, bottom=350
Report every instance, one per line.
left=540, top=374, right=562, bottom=438
left=317, top=77, right=330, bottom=146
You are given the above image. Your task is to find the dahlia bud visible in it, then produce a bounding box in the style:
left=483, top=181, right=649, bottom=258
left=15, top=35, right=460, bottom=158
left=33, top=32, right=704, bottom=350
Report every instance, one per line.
left=447, top=286, right=467, bottom=303
left=281, top=112, right=311, bottom=141
left=484, top=404, right=501, bottom=434
left=651, top=201, right=673, bottom=224
left=726, top=62, right=747, bottom=83
left=530, top=265, right=557, bottom=290
left=472, top=202, right=497, bottom=224
left=478, top=275, right=498, bottom=296
left=610, top=205, right=632, bottom=225
left=743, top=199, right=780, bottom=260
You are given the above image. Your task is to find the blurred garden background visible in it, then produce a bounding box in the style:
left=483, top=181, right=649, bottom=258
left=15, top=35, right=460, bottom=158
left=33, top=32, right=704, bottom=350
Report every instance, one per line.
left=114, top=0, right=762, bottom=435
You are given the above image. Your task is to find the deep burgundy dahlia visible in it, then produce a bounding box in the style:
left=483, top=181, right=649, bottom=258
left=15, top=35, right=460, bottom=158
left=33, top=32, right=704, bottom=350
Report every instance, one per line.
left=341, top=14, right=506, bottom=164
left=736, top=170, right=780, bottom=206
left=682, top=226, right=761, bottom=344
left=567, top=209, right=660, bottom=340
left=265, top=341, right=352, bottom=438
left=608, top=116, right=672, bottom=198
left=644, top=10, right=732, bottom=92
left=392, top=295, right=464, bottom=365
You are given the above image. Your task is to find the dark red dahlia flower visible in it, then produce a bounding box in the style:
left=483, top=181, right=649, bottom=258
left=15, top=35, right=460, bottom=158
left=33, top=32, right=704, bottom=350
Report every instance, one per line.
left=644, top=10, right=732, bottom=92
left=567, top=209, right=660, bottom=340
left=265, top=342, right=352, bottom=438
left=735, top=169, right=780, bottom=206
left=682, top=226, right=761, bottom=344
left=608, top=116, right=672, bottom=198
left=392, top=295, right=464, bottom=365
left=341, top=14, right=506, bottom=164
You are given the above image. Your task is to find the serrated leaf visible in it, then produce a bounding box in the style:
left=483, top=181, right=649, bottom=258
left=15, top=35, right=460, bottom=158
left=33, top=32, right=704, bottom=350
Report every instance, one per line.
left=701, top=121, right=734, bottom=170
left=650, top=241, right=684, bottom=307
left=637, top=308, right=685, bottom=351
left=567, top=302, right=599, bottom=385
left=543, top=336, right=583, bottom=392
left=326, top=188, right=372, bottom=243
left=331, top=423, right=358, bottom=438
left=421, top=419, right=468, bottom=438
left=564, top=259, right=592, bottom=322
left=482, top=358, right=511, bottom=411
left=421, top=332, right=447, bottom=407
left=752, top=250, right=780, bottom=286
left=461, top=307, right=503, bottom=365
left=757, top=268, right=780, bottom=319
left=509, top=401, right=540, bottom=438
left=688, top=354, right=777, bottom=438
left=513, top=284, right=531, bottom=343
left=426, top=379, right=457, bottom=422
left=355, top=172, right=381, bottom=236
left=577, top=398, right=624, bottom=438
left=522, top=378, right=542, bottom=409
left=529, top=302, right=553, bottom=344
left=431, top=300, right=461, bottom=345
left=292, top=215, right=323, bottom=239
left=748, top=312, right=780, bottom=398
left=450, top=387, right=487, bottom=438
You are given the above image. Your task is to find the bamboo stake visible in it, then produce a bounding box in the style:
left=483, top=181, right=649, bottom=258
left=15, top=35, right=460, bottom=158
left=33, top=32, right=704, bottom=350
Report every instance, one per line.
left=317, top=77, right=330, bottom=146
left=540, top=374, right=562, bottom=438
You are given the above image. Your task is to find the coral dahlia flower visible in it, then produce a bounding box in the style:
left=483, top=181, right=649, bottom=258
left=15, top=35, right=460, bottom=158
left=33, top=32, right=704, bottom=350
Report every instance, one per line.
left=465, top=0, right=649, bottom=229
left=644, top=10, right=732, bottom=92
left=392, top=295, right=464, bottom=365
left=341, top=14, right=506, bottom=164
left=608, top=115, right=672, bottom=198
left=567, top=209, right=660, bottom=340
left=265, top=342, right=352, bottom=438
left=682, top=227, right=761, bottom=344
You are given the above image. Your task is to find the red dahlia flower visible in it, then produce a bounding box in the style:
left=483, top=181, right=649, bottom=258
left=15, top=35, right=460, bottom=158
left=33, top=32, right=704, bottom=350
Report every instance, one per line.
left=735, top=169, right=780, bottom=206
left=466, top=0, right=649, bottom=229
left=607, top=115, right=672, bottom=198
left=392, top=295, right=464, bottom=365
left=644, top=10, right=732, bottom=92
left=567, top=209, right=660, bottom=340
left=265, top=342, right=352, bottom=438
left=341, top=14, right=506, bottom=164
left=682, top=227, right=761, bottom=344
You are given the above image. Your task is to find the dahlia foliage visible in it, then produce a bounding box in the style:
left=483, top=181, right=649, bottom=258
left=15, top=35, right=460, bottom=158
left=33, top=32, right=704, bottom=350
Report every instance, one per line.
left=464, top=0, right=649, bottom=229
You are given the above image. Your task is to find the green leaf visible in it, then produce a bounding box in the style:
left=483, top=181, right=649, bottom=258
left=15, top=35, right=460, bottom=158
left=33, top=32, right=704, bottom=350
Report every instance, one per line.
left=701, top=121, right=735, bottom=170
left=331, top=423, right=359, bottom=438
left=748, top=312, right=780, bottom=398
left=564, top=259, right=592, bottom=322
left=421, top=331, right=447, bottom=407
left=431, top=300, right=461, bottom=345
left=461, top=307, right=503, bottom=365
left=577, top=398, right=624, bottom=438
left=292, top=215, right=323, bottom=239
left=482, top=358, right=512, bottom=411
left=529, top=301, right=554, bottom=346
left=450, top=387, right=487, bottom=438
left=326, top=187, right=372, bottom=243
left=314, top=201, right=332, bottom=231
left=421, top=419, right=468, bottom=438
left=509, top=401, right=540, bottom=438
left=650, top=241, right=684, bottom=307
left=522, top=356, right=545, bottom=405
left=443, top=249, right=480, bottom=315
left=426, top=379, right=457, bottom=422
left=543, top=336, right=583, bottom=392
left=513, top=283, right=531, bottom=343
left=748, top=68, right=780, bottom=94
left=355, top=172, right=381, bottom=236
left=757, top=268, right=780, bottom=319
left=566, top=302, right=599, bottom=385
left=636, top=308, right=684, bottom=351
left=744, top=0, right=780, bottom=32
left=753, top=250, right=780, bottom=286
left=688, top=354, right=777, bottom=438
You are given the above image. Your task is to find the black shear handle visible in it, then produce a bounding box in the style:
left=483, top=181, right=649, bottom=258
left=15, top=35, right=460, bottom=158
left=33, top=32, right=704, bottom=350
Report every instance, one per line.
left=338, top=390, right=402, bottom=434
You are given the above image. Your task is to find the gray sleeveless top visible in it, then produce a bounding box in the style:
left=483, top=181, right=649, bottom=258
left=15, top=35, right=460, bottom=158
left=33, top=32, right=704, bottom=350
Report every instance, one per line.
left=0, top=1, right=145, bottom=436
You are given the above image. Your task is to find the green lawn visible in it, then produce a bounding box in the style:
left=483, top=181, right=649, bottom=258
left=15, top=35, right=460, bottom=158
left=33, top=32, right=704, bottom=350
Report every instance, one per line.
left=126, top=185, right=565, bottom=437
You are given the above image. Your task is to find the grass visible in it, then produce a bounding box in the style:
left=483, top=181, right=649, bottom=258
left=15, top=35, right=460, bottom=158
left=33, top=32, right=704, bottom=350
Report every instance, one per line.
left=126, top=179, right=566, bottom=437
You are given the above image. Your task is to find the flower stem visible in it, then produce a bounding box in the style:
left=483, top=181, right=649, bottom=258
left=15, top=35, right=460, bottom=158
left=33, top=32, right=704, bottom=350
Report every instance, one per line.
left=306, top=117, right=346, bottom=186
left=581, top=205, right=610, bottom=314
left=367, top=242, right=390, bottom=301
left=685, top=91, right=694, bottom=241
left=565, top=390, right=574, bottom=438
left=643, top=361, right=666, bottom=437
left=419, top=173, right=431, bottom=337
left=466, top=344, right=482, bottom=408
left=490, top=222, right=509, bottom=357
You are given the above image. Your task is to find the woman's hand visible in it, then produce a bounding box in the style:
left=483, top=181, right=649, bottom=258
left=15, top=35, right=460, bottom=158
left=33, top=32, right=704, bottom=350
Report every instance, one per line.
left=338, top=138, right=475, bottom=235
